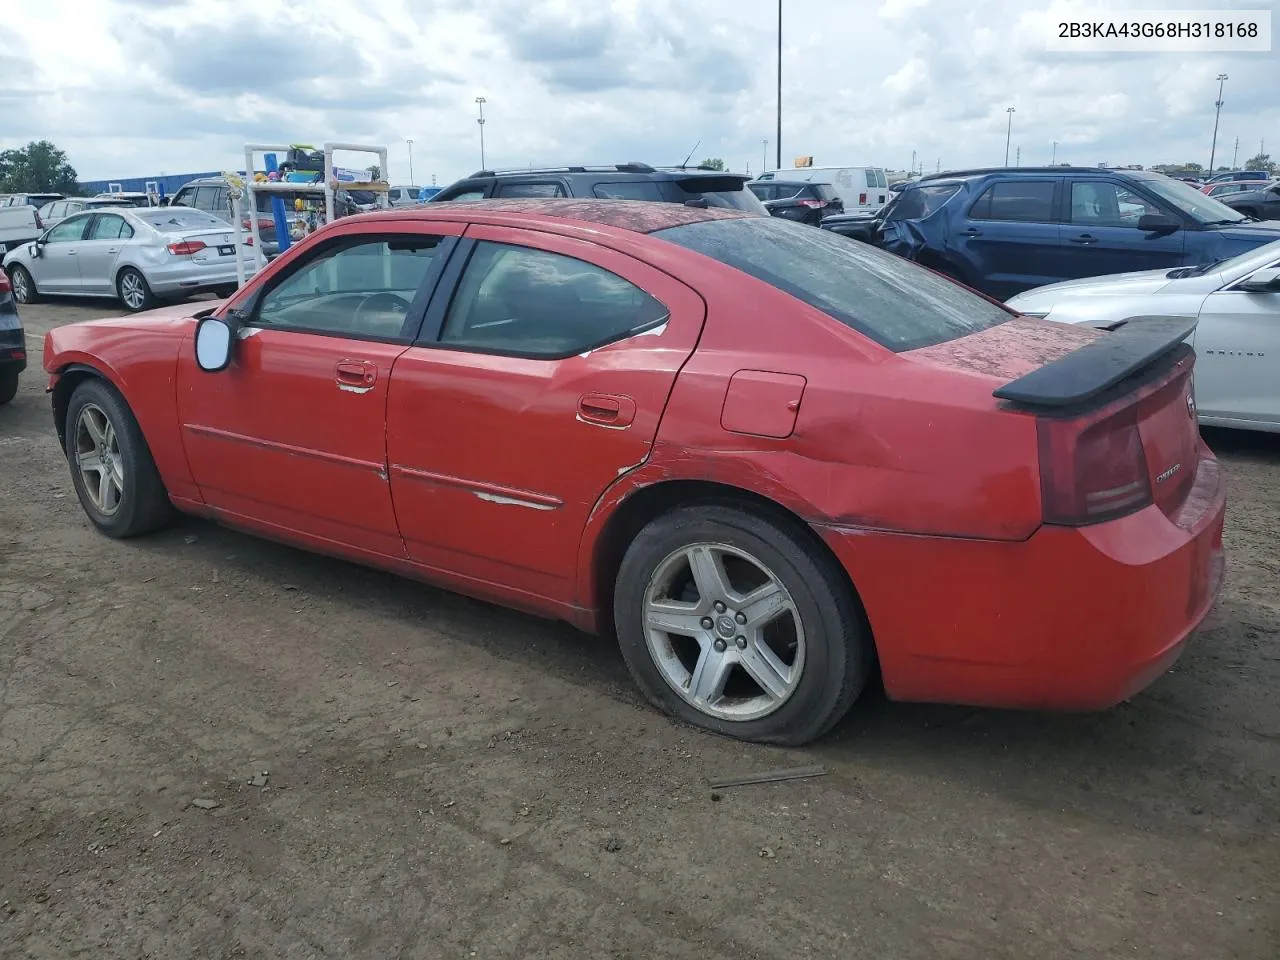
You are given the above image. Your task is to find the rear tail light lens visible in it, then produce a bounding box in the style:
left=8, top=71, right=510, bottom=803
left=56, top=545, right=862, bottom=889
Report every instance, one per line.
left=799, top=199, right=829, bottom=208
left=1037, top=408, right=1152, bottom=525
left=859, top=192, right=868, bottom=204
left=34, top=212, right=44, bottom=228
left=166, top=240, right=207, bottom=256
left=0, top=272, right=11, bottom=293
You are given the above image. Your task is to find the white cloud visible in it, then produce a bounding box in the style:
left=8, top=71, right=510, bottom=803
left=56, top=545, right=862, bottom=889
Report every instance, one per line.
left=2, top=0, right=1275, bottom=186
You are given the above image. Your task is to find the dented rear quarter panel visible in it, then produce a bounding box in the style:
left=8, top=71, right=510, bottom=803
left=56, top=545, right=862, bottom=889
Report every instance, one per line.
left=43, top=305, right=199, bottom=499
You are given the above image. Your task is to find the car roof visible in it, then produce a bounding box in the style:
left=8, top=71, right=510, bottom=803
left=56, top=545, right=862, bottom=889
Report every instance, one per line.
left=751, top=179, right=832, bottom=186
left=457, top=163, right=748, bottom=182
left=353, top=198, right=754, bottom=234
left=916, top=166, right=1161, bottom=182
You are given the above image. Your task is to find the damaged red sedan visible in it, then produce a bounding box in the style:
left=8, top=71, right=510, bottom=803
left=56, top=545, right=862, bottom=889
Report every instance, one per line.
left=43, top=199, right=1226, bottom=745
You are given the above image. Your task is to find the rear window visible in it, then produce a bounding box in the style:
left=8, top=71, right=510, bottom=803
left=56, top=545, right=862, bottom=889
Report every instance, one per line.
left=885, top=183, right=963, bottom=221
left=970, top=181, right=1057, bottom=222
left=654, top=216, right=1012, bottom=352
left=135, top=209, right=227, bottom=232
left=594, top=181, right=666, bottom=201
left=672, top=177, right=763, bottom=212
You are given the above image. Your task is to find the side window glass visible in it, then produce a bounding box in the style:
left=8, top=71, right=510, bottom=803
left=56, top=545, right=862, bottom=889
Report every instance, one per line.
left=593, top=181, right=665, bottom=201
left=1069, top=182, right=1161, bottom=226
left=970, top=181, right=1056, bottom=222
left=255, top=236, right=442, bottom=339
left=46, top=217, right=88, bottom=242
left=447, top=189, right=487, bottom=202
left=439, top=241, right=669, bottom=358
left=90, top=215, right=131, bottom=240
left=172, top=189, right=194, bottom=208
left=864, top=169, right=877, bottom=188
left=495, top=182, right=566, bottom=198
left=192, top=186, right=220, bottom=212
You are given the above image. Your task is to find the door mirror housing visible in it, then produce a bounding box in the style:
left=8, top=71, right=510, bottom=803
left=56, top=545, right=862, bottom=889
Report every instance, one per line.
left=1137, top=212, right=1180, bottom=234
left=194, top=311, right=243, bottom=372
left=1238, top=267, right=1280, bottom=293
left=31, top=239, right=44, bottom=257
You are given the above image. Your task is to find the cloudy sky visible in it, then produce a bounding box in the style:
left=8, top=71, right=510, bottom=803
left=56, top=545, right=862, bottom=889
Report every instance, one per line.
left=2, top=0, right=1275, bottom=186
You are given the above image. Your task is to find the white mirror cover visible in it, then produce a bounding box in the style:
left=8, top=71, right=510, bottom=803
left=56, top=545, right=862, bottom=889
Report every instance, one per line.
left=195, top=319, right=232, bottom=371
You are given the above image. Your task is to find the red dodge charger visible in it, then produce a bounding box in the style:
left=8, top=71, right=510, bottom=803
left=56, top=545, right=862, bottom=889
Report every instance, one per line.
left=43, top=199, right=1226, bottom=744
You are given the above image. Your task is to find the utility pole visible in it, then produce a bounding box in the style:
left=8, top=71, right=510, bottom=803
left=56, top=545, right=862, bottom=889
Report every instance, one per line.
left=936, top=158, right=940, bottom=173
left=1052, top=140, right=1058, bottom=164
left=406, top=138, right=414, bottom=183
left=1232, top=136, right=1239, bottom=169
left=1004, top=106, right=1015, bottom=166
left=762, top=138, right=768, bottom=172
left=775, top=0, right=782, bottom=170
left=911, top=149, right=916, bottom=176
left=475, top=96, right=487, bottom=170
left=1016, top=146, right=1021, bottom=167
left=1208, top=73, right=1227, bottom=172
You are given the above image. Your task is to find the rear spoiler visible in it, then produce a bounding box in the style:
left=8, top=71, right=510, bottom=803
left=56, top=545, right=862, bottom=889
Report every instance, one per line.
left=993, top=315, right=1198, bottom=409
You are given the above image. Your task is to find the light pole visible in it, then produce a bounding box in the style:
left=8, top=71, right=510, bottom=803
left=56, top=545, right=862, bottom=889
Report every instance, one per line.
left=475, top=96, right=487, bottom=170
left=762, top=139, right=768, bottom=172
left=1004, top=106, right=1015, bottom=166
left=776, top=0, right=782, bottom=170
left=406, top=138, right=415, bottom=184
left=1051, top=140, right=1057, bottom=164
left=1208, top=73, right=1227, bottom=173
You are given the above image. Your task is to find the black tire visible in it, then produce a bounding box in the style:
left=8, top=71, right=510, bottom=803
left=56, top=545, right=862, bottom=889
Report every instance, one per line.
left=63, top=378, right=174, bottom=538
left=116, top=267, right=155, bottom=312
left=0, top=368, right=17, bottom=405
left=8, top=264, right=39, bottom=304
left=613, top=503, right=871, bottom=746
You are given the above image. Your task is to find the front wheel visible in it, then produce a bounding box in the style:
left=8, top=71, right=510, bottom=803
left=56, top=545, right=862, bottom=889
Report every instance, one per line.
left=614, top=504, right=872, bottom=745
left=64, top=378, right=174, bottom=537
left=117, top=267, right=155, bottom=312
left=8, top=264, right=39, bottom=304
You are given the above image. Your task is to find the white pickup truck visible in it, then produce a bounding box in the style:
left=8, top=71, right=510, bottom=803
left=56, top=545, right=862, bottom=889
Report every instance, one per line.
left=0, top=192, right=63, bottom=251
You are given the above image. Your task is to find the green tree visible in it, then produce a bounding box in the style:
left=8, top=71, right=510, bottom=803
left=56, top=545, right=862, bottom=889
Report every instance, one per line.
left=0, top=140, right=79, bottom=194
left=1242, top=153, right=1275, bottom=174
left=698, top=157, right=726, bottom=171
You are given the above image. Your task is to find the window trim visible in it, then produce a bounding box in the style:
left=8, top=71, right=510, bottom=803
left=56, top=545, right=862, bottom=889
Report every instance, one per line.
left=966, top=178, right=1061, bottom=224
left=240, top=231, right=460, bottom=345
left=417, top=236, right=671, bottom=361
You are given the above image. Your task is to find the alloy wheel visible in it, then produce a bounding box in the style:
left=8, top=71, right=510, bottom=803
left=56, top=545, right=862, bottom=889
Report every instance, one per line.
left=73, top=403, right=125, bottom=515
left=11, top=268, right=30, bottom=303
left=120, top=272, right=146, bottom=310
left=642, top=542, right=806, bottom=722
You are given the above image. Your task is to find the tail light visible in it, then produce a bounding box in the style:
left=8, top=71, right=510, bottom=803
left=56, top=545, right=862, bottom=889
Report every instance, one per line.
left=167, top=240, right=207, bottom=256
left=240, top=217, right=275, bottom=231
left=799, top=199, right=829, bottom=209
left=0, top=272, right=10, bottom=293
left=34, top=212, right=44, bottom=229
left=859, top=192, right=867, bottom=204
left=1037, top=408, right=1152, bottom=525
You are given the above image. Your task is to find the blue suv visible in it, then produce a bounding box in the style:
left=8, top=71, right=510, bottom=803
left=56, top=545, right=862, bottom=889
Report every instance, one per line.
left=874, top=167, right=1280, bottom=300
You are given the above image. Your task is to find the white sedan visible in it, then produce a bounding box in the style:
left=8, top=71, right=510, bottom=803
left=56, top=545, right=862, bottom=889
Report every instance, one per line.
left=1007, top=240, right=1280, bottom=433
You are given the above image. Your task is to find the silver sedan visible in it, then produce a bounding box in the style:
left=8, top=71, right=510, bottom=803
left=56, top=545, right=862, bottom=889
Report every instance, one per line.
left=2, top=207, right=255, bottom=312
left=1007, top=239, right=1280, bottom=433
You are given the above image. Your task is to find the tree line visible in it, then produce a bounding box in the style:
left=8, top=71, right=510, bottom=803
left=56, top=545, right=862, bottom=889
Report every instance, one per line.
left=0, top=140, right=80, bottom=194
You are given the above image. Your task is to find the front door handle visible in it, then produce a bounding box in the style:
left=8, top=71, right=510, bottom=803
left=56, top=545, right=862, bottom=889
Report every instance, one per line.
left=1068, top=234, right=1098, bottom=244
left=106, top=247, right=121, bottom=254
left=960, top=228, right=982, bottom=237
left=335, top=359, right=377, bottom=392
left=578, top=393, right=636, bottom=428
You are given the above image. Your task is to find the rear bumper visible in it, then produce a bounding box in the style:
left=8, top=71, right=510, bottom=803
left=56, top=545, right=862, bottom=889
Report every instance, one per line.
left=0, top=305, right=25, bottom=372
left=145, top=260, right=256, bottom=295
left=815, top=447, right=1227, bottom=711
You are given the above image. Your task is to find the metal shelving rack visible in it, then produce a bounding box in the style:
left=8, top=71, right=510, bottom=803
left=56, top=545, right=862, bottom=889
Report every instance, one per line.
left=232, top=141, right=391, bottom=285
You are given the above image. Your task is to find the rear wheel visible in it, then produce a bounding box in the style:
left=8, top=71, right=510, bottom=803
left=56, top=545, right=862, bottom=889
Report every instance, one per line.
left=0, top=368, right=17, bottom=405
left=117, top=267, right=155, bottom=312
left=64, top=378, right=174, bottom=538
left=613, top=503, right=871, bottom=745
left=8, top=264, right=39, bottom=304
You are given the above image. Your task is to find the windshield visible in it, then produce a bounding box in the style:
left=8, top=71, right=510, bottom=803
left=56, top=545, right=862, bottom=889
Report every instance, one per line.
left=1142, top=176, right=1247, bottom=224
left=671, top=177, right=765, bottom=213
left=136, top=209, right=227, bottom=232
left=655, top=216, right=1012, bottom=352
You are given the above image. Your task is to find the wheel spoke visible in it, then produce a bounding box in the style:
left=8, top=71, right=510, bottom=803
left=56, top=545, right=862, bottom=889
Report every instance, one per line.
left=739, top=635, right=792, bottom=701
left=82, top=411, right=107, bottom=447
left=687, top=644, right=733, bottom=706
left=687, top=545, right=731, bottom=605
left=103, top=420, right=116, bottom=452
left=97, top=469, right=114, bottom=510
left=738, top=580, right=790, bottom=629
left=76, top=450, right=103, bottom=473
left=645, top=599, right=707, bottom=637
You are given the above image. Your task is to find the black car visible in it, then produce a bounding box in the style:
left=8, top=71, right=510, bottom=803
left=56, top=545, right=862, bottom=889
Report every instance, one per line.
left=746, top=180, right=844, bottom=225
left=819, top=208, right=885, bottom=244
left=1221, top=180, right=1280, bottom=221
left=429, top=163, right=767, bottom=213
left=0, top=268, right=25, bottom=405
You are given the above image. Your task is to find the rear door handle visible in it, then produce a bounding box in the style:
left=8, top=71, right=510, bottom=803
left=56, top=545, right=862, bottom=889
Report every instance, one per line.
left=1068, top=234, right=1097, bottom=244
left=578, top=393, right=636, bottom=428
left=106, top=247, right=121, bottom=254
left=335, top=359, right=377, bottom=392
left=960, top=228, right=982, bottom=237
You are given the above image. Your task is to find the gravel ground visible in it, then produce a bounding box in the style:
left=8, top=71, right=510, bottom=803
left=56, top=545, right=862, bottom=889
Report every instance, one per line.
left=1, top=299, right=1277, bottom=959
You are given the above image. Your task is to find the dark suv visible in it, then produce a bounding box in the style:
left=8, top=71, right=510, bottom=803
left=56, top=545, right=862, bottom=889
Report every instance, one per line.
left=0, top=268, right=25, bottom=405
left=429, top=163, right=767, bottom=213
left=865, top=166, right=1280, bottom=300
left=747, top=180, right=843, bottom=225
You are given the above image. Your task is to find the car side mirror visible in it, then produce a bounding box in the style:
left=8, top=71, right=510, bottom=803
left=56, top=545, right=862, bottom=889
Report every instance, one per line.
left=1137, top=213, right=1180, bottom=234
left=194, top=312, right=242, bottom=372
left=1238, top=267, right=1280, bottom=293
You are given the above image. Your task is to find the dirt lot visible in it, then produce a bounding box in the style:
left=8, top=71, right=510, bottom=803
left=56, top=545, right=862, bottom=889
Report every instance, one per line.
left=2, top=300, right=1278, bottom=959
